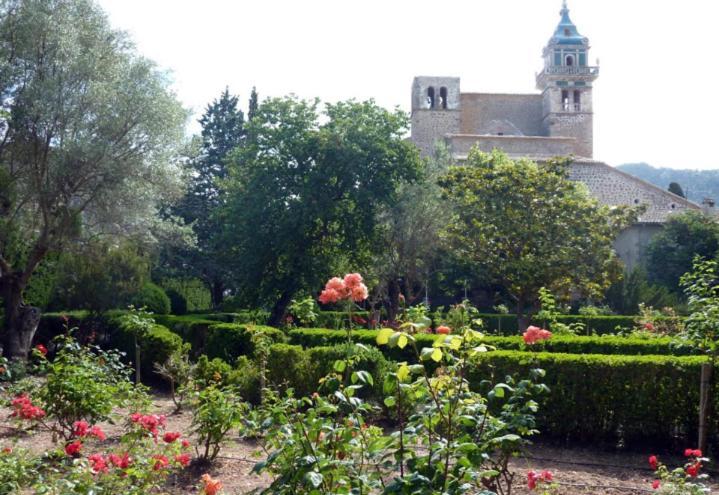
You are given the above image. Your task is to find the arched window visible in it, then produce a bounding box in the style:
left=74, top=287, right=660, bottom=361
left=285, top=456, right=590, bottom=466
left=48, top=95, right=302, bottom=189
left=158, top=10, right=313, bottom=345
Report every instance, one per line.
left=566, top=55, right=574, bottom=66
left=439, top=87, right=448, bottom=109
left=427, top=87, right=435, bottom=109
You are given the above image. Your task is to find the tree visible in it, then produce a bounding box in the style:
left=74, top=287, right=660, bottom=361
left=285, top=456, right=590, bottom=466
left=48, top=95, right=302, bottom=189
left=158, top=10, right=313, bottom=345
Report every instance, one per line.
left=645, top=210, right=719, bottom=293
left=221, top=97, right=421, bottom=325
left=668, top=181, right=686, bottom=198
left=0, top=0, right=186, bottom=358
left=248, top=86, right=259, bottom=121
left=439, top=149, right=636, bottom=330
left=171, top=88, right=245, bottom=307
left=369, top=144, right=450, bottom=320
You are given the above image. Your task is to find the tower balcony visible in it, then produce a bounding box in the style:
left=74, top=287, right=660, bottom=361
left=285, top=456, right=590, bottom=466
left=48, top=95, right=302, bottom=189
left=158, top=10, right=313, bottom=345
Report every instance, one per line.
left=542, top=65, right=599, bottom=76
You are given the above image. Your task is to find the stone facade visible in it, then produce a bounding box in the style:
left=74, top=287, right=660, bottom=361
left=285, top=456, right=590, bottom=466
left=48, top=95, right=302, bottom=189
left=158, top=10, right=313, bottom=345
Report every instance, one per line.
left=409, top=2, right=702, bottom=269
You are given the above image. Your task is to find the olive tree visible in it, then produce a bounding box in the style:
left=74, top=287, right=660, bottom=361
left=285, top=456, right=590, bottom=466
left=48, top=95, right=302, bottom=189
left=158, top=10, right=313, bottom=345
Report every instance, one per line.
left=0, top=0, right=187, bottom=358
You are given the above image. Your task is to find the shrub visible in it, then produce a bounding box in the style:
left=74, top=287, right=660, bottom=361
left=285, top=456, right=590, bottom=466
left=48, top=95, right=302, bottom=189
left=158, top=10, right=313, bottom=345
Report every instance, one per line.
left=132, top=282, right=171, bottom=315
left=165, top=288, right=188, bottom=315
left=468, top=350, right=710, bottom=447
left=154, top=343, right=195, bottom=412
left=205, top=324, right=286, bottom=362
left=38, top=334, right=143, bottom=438
left=288, top=328, right=699, bottom=357
left=107, top=316, right=183, bottom=383
left=191, top=385, right=247, bottom=462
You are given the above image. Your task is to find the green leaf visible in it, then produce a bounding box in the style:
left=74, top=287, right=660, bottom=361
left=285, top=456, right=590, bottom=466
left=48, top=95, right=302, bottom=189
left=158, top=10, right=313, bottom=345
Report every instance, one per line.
left=376, top=328, right=393, bottom=345
left=397, top=334, right=408, bottom=349
left=397, top=363, right=410, bottom=382
left=384, top=396, right=397, bottom=408
left=333, top=360, right=346, bottom=373
left=431, top=348, right=442, bottom=362
left=305, top=471, right=323, bottom=488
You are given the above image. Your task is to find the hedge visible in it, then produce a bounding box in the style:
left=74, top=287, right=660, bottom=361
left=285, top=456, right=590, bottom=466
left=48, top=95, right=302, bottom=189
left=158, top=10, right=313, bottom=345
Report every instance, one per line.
left=205, top=324, right=286, bottom=362
left=314, top=311, right=371, bottom=329
left=288, top=329, right=700, bottom=358
left=105, top=318, right=183, bottom=383
left=468, top=351, right=712, bottom=448
left=266, top=343, right=390, bottom=400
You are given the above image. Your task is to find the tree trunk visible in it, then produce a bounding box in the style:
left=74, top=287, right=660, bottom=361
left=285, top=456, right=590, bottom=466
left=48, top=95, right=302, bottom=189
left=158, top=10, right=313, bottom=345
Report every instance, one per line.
left=1, top=275, right=41, bottom=360
left=387, top=278, right=401, bottom=323
left=516, top=295, right=529, bottom=333
left=210, top=280, right=224, bottom=309
left=268, top=289, right=294, bottom=327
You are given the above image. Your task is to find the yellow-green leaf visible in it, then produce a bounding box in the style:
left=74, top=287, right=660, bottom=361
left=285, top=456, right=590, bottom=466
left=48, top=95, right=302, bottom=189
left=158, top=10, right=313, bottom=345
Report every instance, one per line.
left=376, top=328, right=393, bottom=345
left=397, top=364, right=410, bottom=382
left=431, top=348, right=442, bottom=362
left=397, top=334, right=408, bottom=349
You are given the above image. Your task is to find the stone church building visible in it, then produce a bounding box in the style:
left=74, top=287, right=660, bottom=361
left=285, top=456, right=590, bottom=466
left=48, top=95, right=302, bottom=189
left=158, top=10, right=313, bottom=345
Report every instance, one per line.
left=410, top=1, right=701, bottom=270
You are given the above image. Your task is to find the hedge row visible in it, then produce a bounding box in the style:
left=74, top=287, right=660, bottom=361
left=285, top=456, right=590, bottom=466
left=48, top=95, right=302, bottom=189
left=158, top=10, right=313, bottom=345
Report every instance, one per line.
left=469, top=351, right=712, bottom=447
left=241, top=344, right=711, bottom=447
left=288, top=329, right=699, bottom=358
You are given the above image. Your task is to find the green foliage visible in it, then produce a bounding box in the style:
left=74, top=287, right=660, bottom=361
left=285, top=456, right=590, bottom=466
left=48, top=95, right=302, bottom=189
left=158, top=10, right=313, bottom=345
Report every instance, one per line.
left=39, top=334, right=143, bottom=438
left=315, top=310, right=371, bottom=330
left=165, top=88, right=246, bottom=308
left=153, top=343, right=195, bottom=411
left=205, top=323, right=286, bottom=362
left=439, top=149, right=637, bottom=326
left=132, top=282, right=171, bottom=315
left=191, top=385, right=247, bottom=462
left=0, top=0, right=186, bottom=356
left=222, top=96, right=421, bottom=322
left=160, top=277, right=212, bottom=312
left=605, top=268, right=680, bottom=315
left=193, top=355, right=233, bottom=388
left=288, top=296, right=319, bottom=326
left=165, top=288, right=188, bottom=315
left=288, top=329, right=699, bottom=357
left=254, top=322, right=545, bottom=494
left=679, top=257, right=719, bottom=355
left=646, top=211, right=719, bottom=293
left=668, top=181, right=686, bottom=198
left=469, top=350, right=710, bottom=447
left=0, top=448, right=36, bottom=495
left=108, top=314, right=183, bottom=382
left=48, top=244, right=149, bottom=313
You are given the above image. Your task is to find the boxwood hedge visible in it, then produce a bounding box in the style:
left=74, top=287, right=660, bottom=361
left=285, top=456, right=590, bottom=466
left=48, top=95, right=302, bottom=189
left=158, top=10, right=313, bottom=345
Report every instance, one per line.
left=288, top=329, right=699, bottom=358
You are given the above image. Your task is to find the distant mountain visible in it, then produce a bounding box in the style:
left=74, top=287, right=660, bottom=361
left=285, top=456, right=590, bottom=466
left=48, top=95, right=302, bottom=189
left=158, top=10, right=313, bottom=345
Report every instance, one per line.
left=616, top=163, right=719, bottom=203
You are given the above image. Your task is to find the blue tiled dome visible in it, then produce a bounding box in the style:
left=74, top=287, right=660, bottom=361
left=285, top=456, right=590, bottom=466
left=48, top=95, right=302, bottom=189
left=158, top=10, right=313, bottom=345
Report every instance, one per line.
left=551, top=1, right=588, bottom=45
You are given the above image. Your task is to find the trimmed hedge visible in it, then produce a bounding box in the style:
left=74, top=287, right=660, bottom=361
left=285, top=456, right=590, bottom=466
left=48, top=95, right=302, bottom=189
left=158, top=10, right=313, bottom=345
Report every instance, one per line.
left=469, top=351, right=712, bottom=447
left=205, top=324, right=286, bottom=362
left=288, top=329, right=700, bottom=358
left=266, top=343, right=389, bottom=399
left=106, top=318, right=183, bottom=382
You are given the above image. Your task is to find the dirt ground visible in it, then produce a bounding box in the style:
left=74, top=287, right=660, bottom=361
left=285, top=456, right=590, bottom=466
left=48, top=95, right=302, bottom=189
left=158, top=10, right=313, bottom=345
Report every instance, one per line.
left=2, top=393, right=717, bottom=494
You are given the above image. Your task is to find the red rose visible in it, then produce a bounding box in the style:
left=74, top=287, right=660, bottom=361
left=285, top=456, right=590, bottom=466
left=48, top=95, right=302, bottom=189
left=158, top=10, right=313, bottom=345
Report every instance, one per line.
left=436, top=326, right=451, bottom=335
left=65, top=440, right=83, bottom=457
left=35, top=344, right=48, bottom=356
left=163, top=431, right=181, bottom=443
left=652, top=480, right=660, bottom=490
left=175, top=453, right=191, bottom=467
left=648, top=455, right=658, bottom=470
left=152, top=454, right=169, bottom=471
left=686, top=462, right=701, bottom=477
left=72, top=420, right=89, bottom=437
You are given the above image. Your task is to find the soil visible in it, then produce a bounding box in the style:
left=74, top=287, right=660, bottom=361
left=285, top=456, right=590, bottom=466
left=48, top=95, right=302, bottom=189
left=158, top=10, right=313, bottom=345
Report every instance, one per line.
left=2, top=392, right=717, bottom=494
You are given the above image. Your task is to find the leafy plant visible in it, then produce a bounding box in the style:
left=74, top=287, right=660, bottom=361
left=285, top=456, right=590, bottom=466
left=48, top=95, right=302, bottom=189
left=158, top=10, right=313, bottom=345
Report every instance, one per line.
left=154, top=343, right=195, bottom=412
left=191, top=385, right=247, bottom=462
left=288, top=297, right=319, bottom=327
left=38, top=333, right=144, bottom=439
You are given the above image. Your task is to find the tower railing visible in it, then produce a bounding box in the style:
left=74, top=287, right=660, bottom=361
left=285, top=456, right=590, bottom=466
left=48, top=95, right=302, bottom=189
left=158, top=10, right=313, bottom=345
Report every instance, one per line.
left=544, top=66, right=599, bottom=76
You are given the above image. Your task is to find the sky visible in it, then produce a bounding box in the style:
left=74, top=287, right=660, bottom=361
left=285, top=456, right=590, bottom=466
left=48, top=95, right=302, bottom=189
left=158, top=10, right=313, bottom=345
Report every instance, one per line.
left=97, top=0, right=719, bottom=170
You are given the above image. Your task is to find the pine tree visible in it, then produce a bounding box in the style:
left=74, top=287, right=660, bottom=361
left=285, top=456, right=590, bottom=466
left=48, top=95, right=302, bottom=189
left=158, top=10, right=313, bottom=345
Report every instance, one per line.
left=248, top=86, right=259, bottom=121
left=668, top=181, right=686, bottom=198
left=174, top=88, right=246, bottom=307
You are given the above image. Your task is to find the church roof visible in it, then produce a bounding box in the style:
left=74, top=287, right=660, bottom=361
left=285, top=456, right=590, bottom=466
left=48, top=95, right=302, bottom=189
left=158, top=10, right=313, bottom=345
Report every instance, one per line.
left=550, top=1, right=588, bottom=46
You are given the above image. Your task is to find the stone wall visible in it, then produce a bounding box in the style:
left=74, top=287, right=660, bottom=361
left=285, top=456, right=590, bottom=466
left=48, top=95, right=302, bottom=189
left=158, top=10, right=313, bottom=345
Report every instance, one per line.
left=460, top=93, right=544, bottom=137
left=411, top=109, right=460, bottom=157
left=448, top=134, right=575, bottom=159
left=568, top=161, right=700, bottom=223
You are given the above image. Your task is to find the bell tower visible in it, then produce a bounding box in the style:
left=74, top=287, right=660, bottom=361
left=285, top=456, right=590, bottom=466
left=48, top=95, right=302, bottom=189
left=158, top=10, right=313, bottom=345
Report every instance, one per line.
left=536, top=1, right=599, bottom=158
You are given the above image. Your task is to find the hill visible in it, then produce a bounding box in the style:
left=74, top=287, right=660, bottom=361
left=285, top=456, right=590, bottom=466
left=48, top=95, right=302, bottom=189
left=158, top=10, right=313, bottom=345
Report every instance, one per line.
left=617, top=163, right=719, bottom=203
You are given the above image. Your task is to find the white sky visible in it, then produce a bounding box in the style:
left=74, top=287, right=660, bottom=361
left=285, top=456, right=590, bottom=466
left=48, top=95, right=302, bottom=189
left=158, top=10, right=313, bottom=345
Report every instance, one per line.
left=97, top=0, right=719, bottom=170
